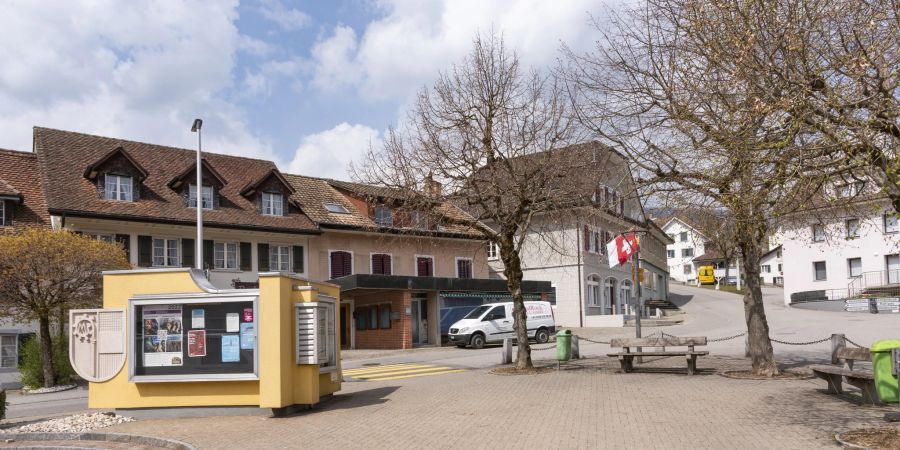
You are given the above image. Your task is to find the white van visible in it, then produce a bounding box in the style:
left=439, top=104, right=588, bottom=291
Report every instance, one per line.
left=447, top=301, right=555, bottom=349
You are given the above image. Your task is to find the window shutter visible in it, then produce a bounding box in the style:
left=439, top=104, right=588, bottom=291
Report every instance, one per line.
left=213, top=187, right=219, bottom=210
left=115, top=234, right=131, bottom=263
left=283, top=193, right=289, bottom=216
left=132, top=178, right=141, bottom=202
left=137, top=235, right=152, bottom=267
left=583, top=226, right=590, bottom=252
left=240, top=242, right=252, bottom=271
left=202, top=240, right=214, bottom=270
left=97, top=175, right=106, bottom=199
left=371, top=254, right=382, bottom=274
left=295, top=303, right=317, bottom=365
left=182, top=238, right=195, bottom=268
left=330, top=252, right=341, bottom=278
left=292, top=246, right=304, bottom=273
left=342, top=252, right=352, bottom=277
left=258, top=243, right=270, bottom=272
left=255, top=195, right=262, bottom=214
left=383, top=255, right=391, bottom=275
left=2, top=201, right=12, bottom=226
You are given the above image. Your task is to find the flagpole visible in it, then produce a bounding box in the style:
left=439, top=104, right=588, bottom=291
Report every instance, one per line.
left=632, top=237, right=642, bottom=339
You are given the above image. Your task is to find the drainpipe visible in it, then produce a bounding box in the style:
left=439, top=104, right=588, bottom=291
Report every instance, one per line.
left=576, top=222, right=584, bottom=327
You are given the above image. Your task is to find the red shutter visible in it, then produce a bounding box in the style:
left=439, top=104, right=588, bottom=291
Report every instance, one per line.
left=371, top=254, right=382, bottom=274
left=331, top=251, right=352, bottom=278
left=330, top=252, right=341, bottom=279
left=417, top=257, right=432, bottom=276
left=383, top=255, right=392, bottom=275
left=583, top=225, right=590, bottom=252
left=342, top=252, right=352, bottom=276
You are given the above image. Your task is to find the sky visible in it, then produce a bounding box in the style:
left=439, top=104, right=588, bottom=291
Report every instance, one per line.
left=0, top=0, right=606, bottom=179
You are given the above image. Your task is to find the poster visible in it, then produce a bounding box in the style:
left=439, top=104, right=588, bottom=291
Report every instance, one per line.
left=142, top=305, right=184, bottom=367
left=187, top=330, right=206, bottom=357
left=226, top=313, right=239, bottom=332
left=243, top=307, right=253, bottom=322
left=222, top=335, right=240, bottom=362
left=240, top=322, right=256, bottom=350
left=191, top=309, right=205, bottom=328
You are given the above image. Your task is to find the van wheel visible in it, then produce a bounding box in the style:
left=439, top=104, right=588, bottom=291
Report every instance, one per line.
left=534, top=328, right=550, bottom=344
left=470, top=333, right=486, bottom=349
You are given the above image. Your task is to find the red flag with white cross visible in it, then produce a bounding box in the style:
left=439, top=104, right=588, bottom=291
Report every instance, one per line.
left=606, top=232, right=639, bottom=268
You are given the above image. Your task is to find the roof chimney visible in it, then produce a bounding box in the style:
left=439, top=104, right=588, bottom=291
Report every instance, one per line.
left=424, top=173, right=442, bottom=198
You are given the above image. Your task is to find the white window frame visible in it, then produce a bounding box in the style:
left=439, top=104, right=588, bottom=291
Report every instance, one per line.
left=847, top=257, right=862, bottom=278
left=214, top=241, right=239, bottom=270
left=666, top=249, right=675, bottom=259
left=189, top=184, right=214, bottom=210
left=83, top=232, right=115, bottom=243
left=0, top=334, right=18, bottom=368
left=487, top=242, right=499, bottom=260
left=415, top=254, right=435, bottom=277
left=411, top=211, right=427, bottom=229
left=681, top=248, right=694, bottom=257
left=151, top=237, right=180, bottom=267
left=268, top=243, right=291, bottom=272
left=369, top=252, right=393, bottom=275
left=683, top=264, right=692, bottom=275
left=761, top=265, right=771, bottom=273
left=374, top=206, right=393, bottom=227
left=262, top=192, right=284, bottom=216
left=104, top=174, right=133, bottom=202
left=812, top=224, right=826, bottom=242
left=846, top=218, right=860, bottom=238
left=679, top=232, right=688, bottom=242
left=885, top=213, right=898, bottom=234
left=455, top=257, right=474, bottom=279
left=586, top=275, right=602, bottom=307
left=328, top=249, right=354, bottom=279
left=323, top=202, right=350, bottom=214
left=813, top=261, right=827, bottom=281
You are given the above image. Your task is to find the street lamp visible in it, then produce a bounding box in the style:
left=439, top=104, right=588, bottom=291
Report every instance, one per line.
left=191, top=119, right=203, bottom=272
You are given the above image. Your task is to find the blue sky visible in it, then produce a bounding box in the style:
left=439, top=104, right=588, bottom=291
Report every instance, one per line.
left=0, top=0, right=604, bottom=179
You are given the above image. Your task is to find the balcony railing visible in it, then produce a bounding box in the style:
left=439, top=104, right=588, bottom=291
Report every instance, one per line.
left=848, top=269, right=900, bottom=298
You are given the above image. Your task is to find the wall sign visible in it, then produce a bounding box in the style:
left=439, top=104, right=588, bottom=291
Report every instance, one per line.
left=69, top=309, right=126, bottom=382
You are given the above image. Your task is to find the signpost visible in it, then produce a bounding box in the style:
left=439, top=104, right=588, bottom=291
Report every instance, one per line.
left=844, top=297, right=900, bottom=314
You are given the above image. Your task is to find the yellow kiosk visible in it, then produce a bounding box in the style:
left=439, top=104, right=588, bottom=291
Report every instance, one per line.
left=69, top=269, right=341, bottom=415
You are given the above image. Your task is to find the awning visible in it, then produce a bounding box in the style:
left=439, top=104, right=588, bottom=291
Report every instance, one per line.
left=331, top=274, right=551, bottom=294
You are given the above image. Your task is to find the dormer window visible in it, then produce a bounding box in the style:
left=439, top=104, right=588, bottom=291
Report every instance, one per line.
left=189, top=184, right=214, bottom=210
left=262, top=192, right=283, bottom=216
left=324, top=202, right=349, bottom=214
left=104, top=174, right=133, bottom=201
left=374, top=206, right=393, bottom=226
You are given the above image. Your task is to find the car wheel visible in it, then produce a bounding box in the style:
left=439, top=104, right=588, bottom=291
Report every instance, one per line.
left=534, top=328, right=550, bottom=344
left=470, top=333, right=486, bottom=349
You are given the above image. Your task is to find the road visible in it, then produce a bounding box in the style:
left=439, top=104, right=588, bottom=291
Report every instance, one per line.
left=4, top=385, right=89, bottom=421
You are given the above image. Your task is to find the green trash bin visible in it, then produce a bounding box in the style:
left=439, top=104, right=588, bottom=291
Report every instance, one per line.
left=871, top=339, right=900, bottom=403
left=556, top=330, right=572, bottom=362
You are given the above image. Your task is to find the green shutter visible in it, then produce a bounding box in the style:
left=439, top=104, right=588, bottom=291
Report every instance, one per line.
left=137, top=235, right=152, bottom=267
left=182, top=238, right=195, bottom=268
left=203, top=240, right=214, bottom=270
left=258, top=243, right=269, bottom=272
left=292, top=246, right=304, bottom=273
left=240, top=242, right=252, bottom=271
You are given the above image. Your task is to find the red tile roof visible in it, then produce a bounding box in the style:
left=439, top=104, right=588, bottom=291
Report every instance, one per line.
left=33, top=127, right=318, bottom=234
left=0, top=148, right=51, bottom=230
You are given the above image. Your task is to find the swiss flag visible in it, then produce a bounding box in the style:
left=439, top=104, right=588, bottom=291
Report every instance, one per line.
left=607, top=232, right=639, bottom=267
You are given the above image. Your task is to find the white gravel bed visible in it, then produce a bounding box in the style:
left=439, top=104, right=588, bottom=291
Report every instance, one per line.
left=1, top=413, right=134, bottom=433
left=20, top=384, right=78, bottom=395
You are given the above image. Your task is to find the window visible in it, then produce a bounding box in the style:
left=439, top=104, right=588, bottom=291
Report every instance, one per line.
left=812, top=224, right=826, bottom=242
left=486, top=306, right=506, bottom=320
left=355, top=307, right=368, bottom=330
left=761, top=265, right=771, bottom=273
left=368, top=306, right=378, bottom=330
left=188, top=184, right=213, bottom=209
left=486, top=242, right=499, bottom=260
left=379, top=304, right=391, bottom=329
left=411, top=211, right=427, bottom=230
left=667, top=249, right=675, bottom=259
left=371, top=253, right=392, bottom=275
left=583, top=226, right=605, bottom=254
left=104, top=174, right=133, bottom=201
left=374, top=206, right=393, bottom=226
left=261, top=192, right=283, bottom=216
left=330, top=251, right=353, bottom=279
left=214, top=242, right=238, bottom=270
left=777, top=263, right=782, bottom=272
left=269, top=245, right=291, bottom=272
left=836, top=181, right=865, bottom=198
left=323, top=202, right=349, bottom=214
left=679, top=232, right=688, bottom=242
left=315, top=300, right=337, bottom=369
left=846, top=219, right=860, bottom=238
left=416, top=256, right=434, bottom=277
left=847, top=257, right=862, bottom=278
left=456, top=258, right=473, bottom=279
left=152, top=238, right=179, bottom=267
left=885, top=213, right=898, bottom=234
left=1, top=335, right=17, bottom=368
left=813, top=261, right=827, bottom=281
left=682, top=248, right=694, bottom=257
left=0, top=201, right=5, bottom=226
left=85, top=232, right=114, bottom=243
left=683, top=264, right=691, bottom=275
left=587, top=275, right=602, bottom=307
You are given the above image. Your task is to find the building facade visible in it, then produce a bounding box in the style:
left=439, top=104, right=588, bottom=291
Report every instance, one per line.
left=759, top=245, right=784, bottom=286
left=661, top=217, right=708, bottom=283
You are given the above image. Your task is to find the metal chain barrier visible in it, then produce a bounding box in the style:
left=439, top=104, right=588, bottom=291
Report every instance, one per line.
left=579, top=337, right=611, bottom=345
left=708, top=331, right=746, bottom=343
left=844, top=337, right=866, bottom=348
left=529, top=344, right=557, bottom=351
left=769, top=335, right=833, bottom=346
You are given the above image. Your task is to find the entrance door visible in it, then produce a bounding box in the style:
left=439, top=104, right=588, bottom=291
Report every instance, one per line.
left=887, top=254, right=900, bottom=285
left=411, top=299, right=429, bottom=345
left=339, top=304, right=351, bottom=349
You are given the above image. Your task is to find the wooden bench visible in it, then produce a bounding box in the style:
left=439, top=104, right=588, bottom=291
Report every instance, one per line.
left=810, top=347, right=879, bottom=405
left=607, top=336, right=709, bottom=375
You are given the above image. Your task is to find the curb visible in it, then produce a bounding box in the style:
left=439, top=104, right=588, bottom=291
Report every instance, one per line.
left=0, top=432, right=195, bottom=450
left=834, top=431, right=874, bottom=450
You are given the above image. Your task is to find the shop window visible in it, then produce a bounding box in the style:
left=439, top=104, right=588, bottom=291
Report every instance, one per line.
left=379, top=304, right=391, bottom=329
left=0, top=335, right=17, bottom=368
left=355, top=307, right=368, bottom=331
left=368, top=307, right=378, bottom=330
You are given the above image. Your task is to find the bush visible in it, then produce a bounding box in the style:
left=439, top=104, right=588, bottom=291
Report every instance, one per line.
left=18, top=336, right=74, bottom=388
left=0, top=389, right=6, bottom=420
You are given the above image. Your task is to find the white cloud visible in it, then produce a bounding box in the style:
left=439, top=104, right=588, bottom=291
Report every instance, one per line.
left=258, top=0, right=312, bottom=31
left=0, top=0, right=276, bottom=161
left=287, top=123, right=382, bottom=179
left=310, top=0, right=601, bottom=102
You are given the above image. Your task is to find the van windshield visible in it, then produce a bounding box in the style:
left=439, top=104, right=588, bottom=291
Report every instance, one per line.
left=463, top=305, right=491, bottom=320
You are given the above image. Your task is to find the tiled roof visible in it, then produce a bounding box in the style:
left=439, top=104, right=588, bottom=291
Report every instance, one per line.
left=33, top=127, right=318, bottom=234
left=693, top=249, right=726, bottom=262
left=0, top=148, right=51, bottom=228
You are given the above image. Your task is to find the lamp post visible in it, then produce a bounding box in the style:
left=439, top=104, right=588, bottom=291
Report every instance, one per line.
left=191, top=118, right=203, bottom=272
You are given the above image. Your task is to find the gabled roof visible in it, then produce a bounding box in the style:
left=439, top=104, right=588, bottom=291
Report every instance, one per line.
left=33, top=127, right=318, bottom=234
left=168, top=158, right=228, bottom=189
left=82, top=146, right=149, bottom=181
left=660, top=215, right=708, bottom=240
left=0, top=148, right=50, bottom=227
left=0, top=178, right=21, bottom=200
left=240, top=168, right=296, bottom=197
left=761, top=245, right=782, bottom=259
left=693, top=249, right=726, bottom=263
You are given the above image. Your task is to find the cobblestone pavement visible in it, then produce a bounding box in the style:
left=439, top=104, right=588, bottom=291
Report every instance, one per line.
left=106, top=354, right=893, bottom=449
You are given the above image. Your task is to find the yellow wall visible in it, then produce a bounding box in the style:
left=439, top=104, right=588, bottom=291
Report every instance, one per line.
left=88, top=269, right=341, bottom=410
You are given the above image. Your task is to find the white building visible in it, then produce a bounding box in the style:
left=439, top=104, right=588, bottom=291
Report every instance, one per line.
left=661, top=217, right=707, bottom=283
left=759, top=245, right=783, bottom=286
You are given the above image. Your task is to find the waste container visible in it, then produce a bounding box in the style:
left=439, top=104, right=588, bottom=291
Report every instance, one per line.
left=871, top=339, right=900, bottom=403
left=556, top=330, right=572, bottom=361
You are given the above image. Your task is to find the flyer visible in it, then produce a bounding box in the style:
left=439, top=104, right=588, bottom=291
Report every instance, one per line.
left=240, top=322, right=255, bottom=350
left=221, top=335, right=240, bottom=362
left=226, top=313, right=239, bottom=332
left=191, top=309, right=205, bottom=329
left=243, top=307, right=253, bottom=322
left=187, top=329, right=206, bottom=357
left=142, top=305, right=184, bottom=367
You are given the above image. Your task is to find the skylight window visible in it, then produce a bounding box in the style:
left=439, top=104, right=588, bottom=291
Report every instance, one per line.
left=324, top=202, right=350, bottom=214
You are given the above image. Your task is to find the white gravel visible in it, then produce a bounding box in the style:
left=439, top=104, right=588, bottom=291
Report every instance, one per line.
left=1, top=413, right=134, bottom=433
left=21, top=384, right=77, bottom=395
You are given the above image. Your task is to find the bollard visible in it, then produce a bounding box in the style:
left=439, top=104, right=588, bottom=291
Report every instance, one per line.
left=572, top=335, right=580, bottom=360
left=500, top=338, right=513, bottom=365
left=831, top=333, right=846, bottom=365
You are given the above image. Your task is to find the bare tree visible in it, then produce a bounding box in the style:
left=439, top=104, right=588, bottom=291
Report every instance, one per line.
left=689, top=208, right=739, bottom=284
left=563, top=0, right=852, bottom=375
left=355, top=32, right=590, bottom=370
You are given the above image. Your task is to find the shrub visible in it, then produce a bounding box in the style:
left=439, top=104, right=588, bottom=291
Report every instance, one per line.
left=0, top=389, right=6, bottom=420
left=18, top=336, right=74, bottom=388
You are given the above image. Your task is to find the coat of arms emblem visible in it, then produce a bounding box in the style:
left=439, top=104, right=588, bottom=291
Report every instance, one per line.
left=69, top=309, right=126, bottom=382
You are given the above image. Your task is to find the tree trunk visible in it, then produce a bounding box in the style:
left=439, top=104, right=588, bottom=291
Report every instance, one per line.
left=738, top=239, right=780, bottom=376
left=499, top=235, right=532, bottom=370
left=56, top=308, right=66, bottom=342
left=38, top=315, right=56, bottom=388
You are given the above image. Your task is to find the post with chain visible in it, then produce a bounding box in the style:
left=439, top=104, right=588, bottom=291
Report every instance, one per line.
left=572, top=334, right=580, bottom=360
left=831, top=333, right=846, bottom=364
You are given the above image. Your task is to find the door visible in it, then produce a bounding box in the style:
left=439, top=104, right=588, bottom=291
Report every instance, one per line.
left=411, top=299, right=429, bottom=345
left=887, top=254, right=900, bottom=284
left=339, top=304, right=351, bottom=349
left=484, top=305, right=512, bottom=342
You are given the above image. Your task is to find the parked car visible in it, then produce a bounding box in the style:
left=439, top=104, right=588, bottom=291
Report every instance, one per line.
left=447, top=301, right=555, bottom=349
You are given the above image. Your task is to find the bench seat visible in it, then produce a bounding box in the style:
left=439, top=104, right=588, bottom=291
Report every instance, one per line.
left=607, top=351, right=709, bottom=358
left=809, top=346, right=880, bottom=405
left=607, top=336, right=709, bottom=375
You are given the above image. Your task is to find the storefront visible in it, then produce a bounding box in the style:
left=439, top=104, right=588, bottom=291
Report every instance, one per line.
left=332, top=274, right=552, bottom=349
